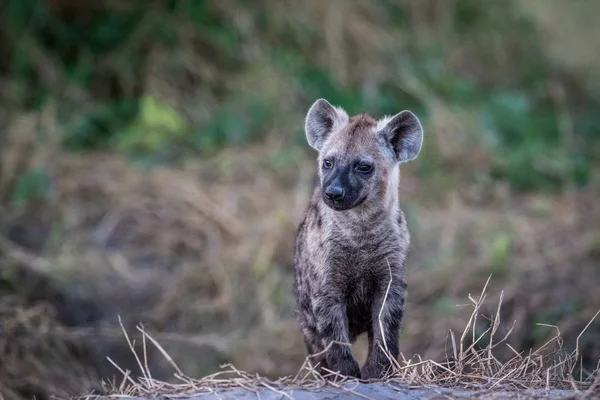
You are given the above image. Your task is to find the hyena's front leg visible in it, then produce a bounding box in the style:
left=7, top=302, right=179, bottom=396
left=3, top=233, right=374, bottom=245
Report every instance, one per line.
left=298, top=315, right=327, bottom=372
left=362, top=277, right=407, bottom=380
left=314, top=291, right=361, bottom=379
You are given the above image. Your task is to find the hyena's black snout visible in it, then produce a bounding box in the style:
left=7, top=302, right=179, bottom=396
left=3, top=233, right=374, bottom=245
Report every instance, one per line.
left=322, top=177, right=364, bottom=211
left=324, top=185, right=345, bottom=201
left=322, top=175, right=354, bottom=210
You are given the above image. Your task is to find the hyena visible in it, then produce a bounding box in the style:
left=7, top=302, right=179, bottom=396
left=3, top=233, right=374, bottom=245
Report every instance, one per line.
left=293, top=98, right=423, bottom=380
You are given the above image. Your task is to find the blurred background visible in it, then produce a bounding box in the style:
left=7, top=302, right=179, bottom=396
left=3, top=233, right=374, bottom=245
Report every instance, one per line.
left=0, top=0, right=599, bottom=399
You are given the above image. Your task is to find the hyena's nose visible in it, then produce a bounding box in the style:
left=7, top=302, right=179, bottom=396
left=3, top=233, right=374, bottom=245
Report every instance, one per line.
left=325, top=185, right=345, bottom=201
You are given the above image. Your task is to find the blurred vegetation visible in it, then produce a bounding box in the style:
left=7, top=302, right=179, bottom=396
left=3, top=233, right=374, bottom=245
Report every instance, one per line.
left=2, top=0, right=599, bottom=191
left=0, top=1, right=599, bottom=399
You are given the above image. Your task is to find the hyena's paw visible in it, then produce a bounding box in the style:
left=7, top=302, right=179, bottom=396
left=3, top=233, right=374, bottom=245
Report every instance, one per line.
left=326, top=356, right=361, bottom=380
left=361, top=356, right=395, bottom=381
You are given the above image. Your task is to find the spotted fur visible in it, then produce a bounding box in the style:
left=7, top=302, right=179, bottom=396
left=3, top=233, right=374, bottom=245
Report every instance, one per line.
left=294, top=98, right=423, bottom=380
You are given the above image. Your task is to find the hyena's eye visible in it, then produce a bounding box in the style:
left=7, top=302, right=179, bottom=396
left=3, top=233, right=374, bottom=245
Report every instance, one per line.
left=323, top=159, right=333, bottom=169
left=356, top=164, right=373, bottom=174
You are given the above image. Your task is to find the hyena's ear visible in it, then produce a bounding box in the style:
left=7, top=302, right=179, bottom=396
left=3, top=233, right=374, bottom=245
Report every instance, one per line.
left=305, top=98, right=348, bottom=151
left=379, top=110, right=423, bottom=163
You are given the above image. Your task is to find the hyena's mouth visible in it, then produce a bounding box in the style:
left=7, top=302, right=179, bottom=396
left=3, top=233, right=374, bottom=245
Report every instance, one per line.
left=324, top=194, right=368, bottom=211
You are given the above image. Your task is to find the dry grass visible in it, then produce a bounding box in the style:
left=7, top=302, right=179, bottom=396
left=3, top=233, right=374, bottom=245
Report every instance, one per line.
left=1, top=132, right=599, bottom=400
left=1, top=141, right=599, bottom=399
left=80, top=278, right=599, bottom=400
left=0, top=295, right=99, bottom=400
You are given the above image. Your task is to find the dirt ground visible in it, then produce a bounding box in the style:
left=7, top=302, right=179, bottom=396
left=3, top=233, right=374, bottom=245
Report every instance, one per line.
left=95, top=381, right=589, bottom=400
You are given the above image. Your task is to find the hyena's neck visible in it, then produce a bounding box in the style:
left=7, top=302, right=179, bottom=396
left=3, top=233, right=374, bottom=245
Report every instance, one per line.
left=384, top=164, right=401, bottom=211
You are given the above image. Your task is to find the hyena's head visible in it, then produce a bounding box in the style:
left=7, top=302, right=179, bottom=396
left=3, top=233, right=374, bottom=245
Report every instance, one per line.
left=305, top=98, right=423, bottom=212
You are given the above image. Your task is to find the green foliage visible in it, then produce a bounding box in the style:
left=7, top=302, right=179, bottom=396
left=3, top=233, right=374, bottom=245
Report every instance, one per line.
left=64, top=99, right=140, bottom=150
left=1, top=0, right=598, bottom=192
left=193, top=95, right=271, bottom=153
left=115, top=95, right=190, bottom=155
left=9, top=169, right=54, bottom=208
left=534, top=299, right=585, bottom=341
left=481, top=91, right=578, bottom=191
left=490, top=232, right=512, bottom=274
left=433, top=296, right=455, bottom=315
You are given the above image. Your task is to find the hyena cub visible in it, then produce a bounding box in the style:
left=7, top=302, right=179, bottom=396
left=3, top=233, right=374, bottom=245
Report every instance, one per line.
left=293, top=98, right=423, bottom=380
